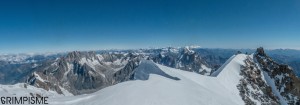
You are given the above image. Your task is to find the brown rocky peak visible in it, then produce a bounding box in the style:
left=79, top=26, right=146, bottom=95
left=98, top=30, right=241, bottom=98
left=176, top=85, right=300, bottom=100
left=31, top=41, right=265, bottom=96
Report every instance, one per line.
left=256, top=47, right=266, bottom=56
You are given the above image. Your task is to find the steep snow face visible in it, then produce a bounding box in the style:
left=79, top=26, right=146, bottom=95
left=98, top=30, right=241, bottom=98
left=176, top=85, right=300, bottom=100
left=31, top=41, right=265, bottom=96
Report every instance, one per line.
left=47, top=54, right=248, bottom=105
left=215, top=54, right=246, bottom=89
left=262, top=71, right=288, bottom=105
left=133, top=60, right=179, bottom=80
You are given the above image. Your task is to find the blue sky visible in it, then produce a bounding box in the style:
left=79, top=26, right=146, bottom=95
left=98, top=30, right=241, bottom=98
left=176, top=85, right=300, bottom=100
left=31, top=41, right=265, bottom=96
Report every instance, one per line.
left=0, top=0, right=300, bottom=54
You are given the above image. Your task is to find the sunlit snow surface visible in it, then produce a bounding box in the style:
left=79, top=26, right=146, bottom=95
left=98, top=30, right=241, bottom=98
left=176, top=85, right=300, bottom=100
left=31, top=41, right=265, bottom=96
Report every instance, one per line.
left=48, top=54, right=247, bottom=105
left=0, top=83, right=63, bottom=98
left=0, top=54, right=248, bottom=105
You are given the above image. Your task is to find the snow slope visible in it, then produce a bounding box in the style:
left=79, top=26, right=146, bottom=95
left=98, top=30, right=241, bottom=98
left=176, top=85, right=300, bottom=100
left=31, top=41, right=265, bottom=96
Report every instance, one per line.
left=45, top=54, right=248, bottom=105
left=0, top=83, right=62, bottom=98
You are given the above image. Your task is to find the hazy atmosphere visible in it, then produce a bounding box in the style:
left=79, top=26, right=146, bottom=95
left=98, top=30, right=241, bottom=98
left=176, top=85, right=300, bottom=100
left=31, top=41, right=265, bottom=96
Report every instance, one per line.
left=0, top=0, right=300, bottom=54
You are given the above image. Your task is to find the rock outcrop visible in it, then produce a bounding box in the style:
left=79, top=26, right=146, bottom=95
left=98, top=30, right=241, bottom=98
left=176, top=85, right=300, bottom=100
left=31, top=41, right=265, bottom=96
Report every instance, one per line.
left=236, top=47, right=300, bottom=105
left=255, top=47, right=300, bottom=105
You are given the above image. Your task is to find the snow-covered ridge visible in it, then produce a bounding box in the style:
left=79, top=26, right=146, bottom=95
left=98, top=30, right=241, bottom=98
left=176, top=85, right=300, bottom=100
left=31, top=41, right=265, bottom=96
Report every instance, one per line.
left=133, top=60, right=180, bottom=80
left=0, top=54, right=246, bottom=105
left=1, top=53, right=298, bottom=105
left=41, top=54, right=248, bottom=105
left=210, top=55, right=237, bottom=76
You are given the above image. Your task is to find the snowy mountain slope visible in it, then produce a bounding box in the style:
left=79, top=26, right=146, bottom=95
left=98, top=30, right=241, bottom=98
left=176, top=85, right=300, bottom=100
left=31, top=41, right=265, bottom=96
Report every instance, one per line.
left=20, top=47, right=213, bottom=95
left=47, top=54, right=248, bottom=105
left=1, top=47, right=299, bottom=105
left=47, top=52, right=299, bottom=105
left=0, top=47, right=214, bottom=92
left=133, top=60, right=179, bottom=80
left=0, top=83, right=63, bottom=98
left=25, top=51, right=141, bottom=95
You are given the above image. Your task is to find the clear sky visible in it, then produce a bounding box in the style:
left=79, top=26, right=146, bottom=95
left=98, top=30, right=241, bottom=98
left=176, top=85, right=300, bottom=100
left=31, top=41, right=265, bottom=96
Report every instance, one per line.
left=0, top=0, right=300, bottom=54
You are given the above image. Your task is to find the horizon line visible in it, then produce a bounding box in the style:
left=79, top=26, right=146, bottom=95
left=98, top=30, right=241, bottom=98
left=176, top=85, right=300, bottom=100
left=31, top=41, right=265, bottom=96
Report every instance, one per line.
left=1, top=46, right=300, bottom=55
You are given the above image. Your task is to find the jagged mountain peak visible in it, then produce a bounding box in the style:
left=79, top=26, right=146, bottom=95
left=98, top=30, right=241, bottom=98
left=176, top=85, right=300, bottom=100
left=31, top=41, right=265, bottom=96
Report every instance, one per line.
left=25, top=50, right=142, bottom=95
left=256, top=47, right=266, bottom=56
left=254, top=48, right=300, bottom=104
left=65, top=51, right=97, bottom=61
left=182, top=46, right=196, bottom=54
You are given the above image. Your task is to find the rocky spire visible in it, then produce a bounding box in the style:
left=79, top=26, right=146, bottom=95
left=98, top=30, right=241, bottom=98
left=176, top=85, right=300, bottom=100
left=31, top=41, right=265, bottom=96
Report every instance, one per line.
left=254, top=47, right=300, bottom=104
left=256, top=47, right=266, bottom=56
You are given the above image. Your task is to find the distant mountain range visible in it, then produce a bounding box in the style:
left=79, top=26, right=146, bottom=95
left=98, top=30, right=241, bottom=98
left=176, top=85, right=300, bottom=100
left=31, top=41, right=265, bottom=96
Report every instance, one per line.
left=0, top=46, right=299, bottom=105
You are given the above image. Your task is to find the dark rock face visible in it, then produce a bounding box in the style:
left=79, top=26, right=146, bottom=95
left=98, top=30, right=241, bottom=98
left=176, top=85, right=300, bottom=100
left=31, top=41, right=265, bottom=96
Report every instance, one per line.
left=257, top=47, right=266, bottom=56
left=149, top=47, right=213, bottom=75
left=254, top=47, right=300, bottom=104
left=238, top=55, right=279, bottom=105
left=151, top=53, right=177, bottom=68
left=177, top=48, right=206, bottom=72
left=113, top=56, right=141, bottom=83
left=235, top=47, right=300, bottom=104
left=26, top=51, right=139, bottom=95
